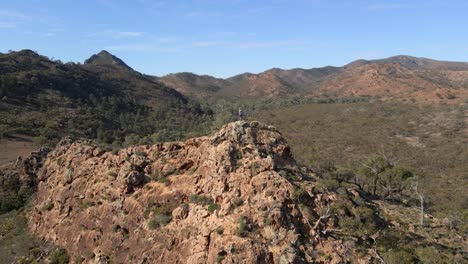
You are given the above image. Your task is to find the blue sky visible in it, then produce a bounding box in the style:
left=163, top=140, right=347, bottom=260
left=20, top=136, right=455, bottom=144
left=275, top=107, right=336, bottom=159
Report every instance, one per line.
left=1, top=0, right=467, bottom=77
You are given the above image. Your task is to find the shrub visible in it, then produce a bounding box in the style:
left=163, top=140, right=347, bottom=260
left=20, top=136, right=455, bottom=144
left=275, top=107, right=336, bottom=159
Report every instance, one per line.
left=216, top=252, right=227, bottom=263
left=41, top=201, right=54, bottom=211
left=207, top=203, right=219, bottom=214
left=30, top=247, right=42, bottom=258
left=148, top=214, right=172, bottom=229
left=292, top=186, right=308, bottom=200
left=316, top=179, right=340, bottom=192
left=49, top=248, right=70, bottom=264
left=237, top=216, right=249, bottom=237
left=190, top=194, right=213, bottom=206
left=134, top=149, right=147, bottom=157
left=446, top=93, right=456, bottom=99
left=0, top=193, right=22, bottom=213
left=382, top=249, right=415, bottom=264
left=148, top=204, right=173, bottom=229
left=415, top=247, right=445, bottom=264
left=278, top=170, right=300, bottom=181
left=250, top=162, right=260, bottom=175
left=32, top=135, right=47, bottom=146
left=231, top=197, right=243, bottom=208
left=150, top=169, right=169, bottom=184
left=264, top=217, right=273, bottom=226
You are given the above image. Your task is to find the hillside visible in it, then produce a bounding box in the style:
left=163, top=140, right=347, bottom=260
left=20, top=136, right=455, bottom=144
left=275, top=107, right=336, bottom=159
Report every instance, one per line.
left=1, top=122, right=465, bottom=263
left=0, top=50, right=211, bottom=164
left=157, top=72, right=224, bottom=99
left=158, top=55, right=468, bottom=103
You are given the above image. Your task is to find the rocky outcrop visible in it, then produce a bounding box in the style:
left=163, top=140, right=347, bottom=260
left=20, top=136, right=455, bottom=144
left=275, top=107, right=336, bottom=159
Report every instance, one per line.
left=28, top=122, right=374, bottom=263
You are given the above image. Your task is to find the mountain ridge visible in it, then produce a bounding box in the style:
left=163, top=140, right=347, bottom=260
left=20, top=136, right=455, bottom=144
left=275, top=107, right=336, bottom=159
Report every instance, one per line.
left=157, top=55, right=468, bottom=102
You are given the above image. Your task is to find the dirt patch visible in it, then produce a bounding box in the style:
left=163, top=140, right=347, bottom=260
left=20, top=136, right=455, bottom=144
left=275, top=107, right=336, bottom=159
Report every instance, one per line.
left=0, top=135, right=35, bottom=166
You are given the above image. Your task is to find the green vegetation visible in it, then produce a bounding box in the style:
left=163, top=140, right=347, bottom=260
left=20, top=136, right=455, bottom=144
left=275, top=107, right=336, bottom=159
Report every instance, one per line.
left=207, top=203, right=220, bottom=214
left=150, top=169, right=169, bottom=184
left=0, top=170, right=35, bottom=214
left=148, top=204, right=173, bottom=229
left=236, top=216, right=249, bottom=237
left=50, top=248, right=70, bottom=264
left=0, top=209, right=71, bottom=264
left=1, top=50, right=466, bottom=261
left=253, top=102, right=467, bottom=230
left=0, top=50, right=213, bottom=150
left=189, top=194, right=214, bottom=206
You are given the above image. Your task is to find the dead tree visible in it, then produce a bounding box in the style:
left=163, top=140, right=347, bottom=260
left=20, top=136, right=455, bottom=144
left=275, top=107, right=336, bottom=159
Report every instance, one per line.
left=413, top=181, right=424, bottom=227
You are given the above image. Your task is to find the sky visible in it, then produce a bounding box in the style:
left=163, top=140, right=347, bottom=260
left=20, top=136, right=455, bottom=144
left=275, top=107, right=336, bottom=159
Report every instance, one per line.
left=1, top=0, right=467, bottom=78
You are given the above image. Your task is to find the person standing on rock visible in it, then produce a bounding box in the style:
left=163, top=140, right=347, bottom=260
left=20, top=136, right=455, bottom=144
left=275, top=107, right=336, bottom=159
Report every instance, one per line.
left=238, top=108, right=244, bottom=121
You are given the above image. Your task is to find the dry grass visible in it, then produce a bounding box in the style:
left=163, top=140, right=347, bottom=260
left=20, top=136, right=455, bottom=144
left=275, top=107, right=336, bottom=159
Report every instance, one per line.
left=253, top=102, right=467, bottom=222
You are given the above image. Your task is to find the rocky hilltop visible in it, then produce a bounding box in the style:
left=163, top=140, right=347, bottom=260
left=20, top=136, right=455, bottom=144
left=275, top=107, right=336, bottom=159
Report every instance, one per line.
left=28, top=122, right=377, bottom=263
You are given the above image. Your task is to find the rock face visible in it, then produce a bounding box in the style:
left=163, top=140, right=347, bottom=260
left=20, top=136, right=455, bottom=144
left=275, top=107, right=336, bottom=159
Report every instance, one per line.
left=28, top=122, right=371, bottom=263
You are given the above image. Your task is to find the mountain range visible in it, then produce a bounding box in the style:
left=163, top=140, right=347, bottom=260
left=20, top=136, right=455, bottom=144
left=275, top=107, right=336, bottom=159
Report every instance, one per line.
left=3, top=49, right=467, bottom=105
left=158, top=55, right=468, bottom=102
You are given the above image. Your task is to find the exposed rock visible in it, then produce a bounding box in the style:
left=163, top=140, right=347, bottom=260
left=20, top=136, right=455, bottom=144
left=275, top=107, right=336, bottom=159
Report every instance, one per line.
left=172, top=204, right=189, bottom=220
left=28, top=121, right=375, bottom=263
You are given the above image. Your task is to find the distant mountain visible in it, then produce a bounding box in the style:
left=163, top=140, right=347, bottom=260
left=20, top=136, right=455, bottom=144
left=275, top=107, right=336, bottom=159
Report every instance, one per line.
left=317, top=56, right=468, bottom=102
left=158, top=66, right=341, bottom=99
left=159, top=55, right=468, bottom=102
left=372, top=55, right=468, bottom=70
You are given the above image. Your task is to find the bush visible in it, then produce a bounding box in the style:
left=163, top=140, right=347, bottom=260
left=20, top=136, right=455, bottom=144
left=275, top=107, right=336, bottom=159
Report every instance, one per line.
left=415, top=247, right=444, bottom=264
left=237, top=216, right=249, bottom=237
left=446, top=93, right=456, bottom=99
left=148, top=214, right=172, bottom=229
left=231, top=197, right=243, bottom=208
left=148, top=204, right=173, bottom=229
left=190, top=194, right=213, bottom=206
left=382, top=249, right=415, bottom=264
left=150, top=169, right=169, bottom=184
left=32, top=135, right=47, bottom=146
left=134, top=149, right=147, bottom=157
left=49, top=248, right=70, bottom=264
left=41, top=201, right=54, bottom=211
left=0, top=193, right=22, bottom=213
left=316, top=179, right=340, bottom=191
left=207, top=203, right=219, bottom=214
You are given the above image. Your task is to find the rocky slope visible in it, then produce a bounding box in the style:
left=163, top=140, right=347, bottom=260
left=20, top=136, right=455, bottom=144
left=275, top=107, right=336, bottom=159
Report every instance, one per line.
left=28, top=121, right=379, bottom=263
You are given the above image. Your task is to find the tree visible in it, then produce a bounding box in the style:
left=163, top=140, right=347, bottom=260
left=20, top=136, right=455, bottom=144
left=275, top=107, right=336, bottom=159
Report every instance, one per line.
left=359, top=156, right=392, bottom=196
left=380, top=167, right=413, bottom=199
left=413, top=181, right=425, bottom=227
left=358, top=156, right=413, bottom=200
